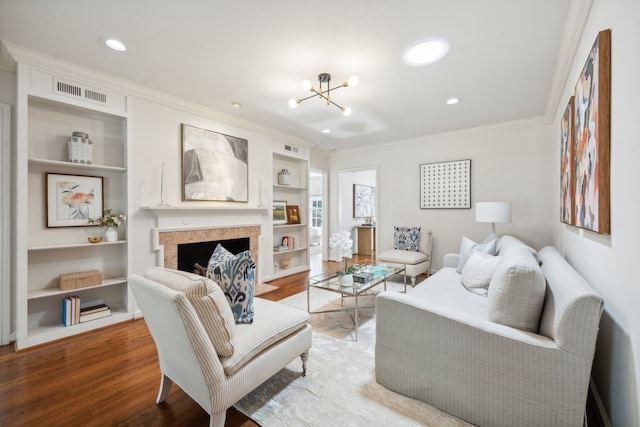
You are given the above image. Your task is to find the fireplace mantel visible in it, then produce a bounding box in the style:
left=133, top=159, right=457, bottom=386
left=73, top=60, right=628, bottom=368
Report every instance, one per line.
left=143, top=205, right=268, bottom=230
left=144, top=205, right=268, bottom=214
left=144, top=205, right=266, bottom=274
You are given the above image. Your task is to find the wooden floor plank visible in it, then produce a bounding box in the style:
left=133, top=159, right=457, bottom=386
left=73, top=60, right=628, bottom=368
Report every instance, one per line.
left=0, top=255, right=372, bottom=427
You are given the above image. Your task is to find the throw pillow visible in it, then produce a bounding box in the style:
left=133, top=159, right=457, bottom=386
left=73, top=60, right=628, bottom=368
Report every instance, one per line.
left=460, top=252, right=501, bottom=296
left=207, top=244, right=256, bottom=324
left=393, top=226, right=421, bottom=251
left=456, top=236, right=497, bottom=273
left=487, top=247, right=546, bottom=333
left=144, top=267, right=236, bottom=357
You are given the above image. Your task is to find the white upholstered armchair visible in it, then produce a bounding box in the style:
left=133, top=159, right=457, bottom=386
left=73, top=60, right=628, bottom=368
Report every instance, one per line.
left=377, top=227, right=432, bottom=287
left=129, top=268, right=312, bottom=427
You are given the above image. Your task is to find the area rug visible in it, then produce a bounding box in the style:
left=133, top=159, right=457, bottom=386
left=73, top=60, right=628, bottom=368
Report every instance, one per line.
left=234, top=284, right=470, bottom=426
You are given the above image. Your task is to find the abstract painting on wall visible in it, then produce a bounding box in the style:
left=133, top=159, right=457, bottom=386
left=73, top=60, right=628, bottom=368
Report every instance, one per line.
left=560, top=96, right=575, bottom=225
left=182, top=124, right=248, bottom=202
left=420, top=159, right=471, bottom=209
left=353, top=184, right=375, bottom=218
left=573, top=29, right=611, bottom=234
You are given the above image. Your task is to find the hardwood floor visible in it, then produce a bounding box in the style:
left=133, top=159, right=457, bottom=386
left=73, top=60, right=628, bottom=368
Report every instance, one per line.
left=0, top=254, right=370, bottom=427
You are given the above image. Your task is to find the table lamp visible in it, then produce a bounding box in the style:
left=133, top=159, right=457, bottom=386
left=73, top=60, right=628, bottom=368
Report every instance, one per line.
left=475, top=202, right=512, bottom=235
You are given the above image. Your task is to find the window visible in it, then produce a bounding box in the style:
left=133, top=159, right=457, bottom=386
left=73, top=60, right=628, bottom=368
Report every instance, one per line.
left=311, top=197, right=323, bottom=228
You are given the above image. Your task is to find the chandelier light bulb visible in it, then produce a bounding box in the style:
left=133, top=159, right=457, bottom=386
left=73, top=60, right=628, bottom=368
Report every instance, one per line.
left=291, top=73, right=356, bottom=115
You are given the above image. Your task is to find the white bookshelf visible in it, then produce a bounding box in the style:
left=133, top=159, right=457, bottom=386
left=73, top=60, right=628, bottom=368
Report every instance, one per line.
left=270, top=147, right=310, bottom=280
left=14, top=64, right=134, bottom=349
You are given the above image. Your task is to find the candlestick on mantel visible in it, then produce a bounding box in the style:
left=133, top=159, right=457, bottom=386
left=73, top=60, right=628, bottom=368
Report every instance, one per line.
left=257, top=174, right=265, bottom=207
left=159, top=162, right=170, bottom=206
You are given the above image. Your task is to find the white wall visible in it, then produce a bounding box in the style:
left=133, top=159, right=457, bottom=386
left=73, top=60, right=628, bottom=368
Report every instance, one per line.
left=552, top=0, right=640, bottom=424
left=129, top=97, right=275, bottom=278
left=329, top=120, right=554, bottom=269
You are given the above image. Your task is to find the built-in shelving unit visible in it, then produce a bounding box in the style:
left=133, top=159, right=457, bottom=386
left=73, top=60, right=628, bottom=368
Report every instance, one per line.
left=270, top=146, right=310, bottom=279
left=14, top=64, right=133, bottom=349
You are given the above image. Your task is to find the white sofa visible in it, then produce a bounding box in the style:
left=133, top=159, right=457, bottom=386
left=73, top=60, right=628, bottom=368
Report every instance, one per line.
left=375, top=236, right=603, bottom=427
left=130, top=267, right=312, bottom=427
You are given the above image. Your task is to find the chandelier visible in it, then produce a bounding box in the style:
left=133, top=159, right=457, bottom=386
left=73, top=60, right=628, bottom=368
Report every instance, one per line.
left=289, top=73, right=359, bottom=116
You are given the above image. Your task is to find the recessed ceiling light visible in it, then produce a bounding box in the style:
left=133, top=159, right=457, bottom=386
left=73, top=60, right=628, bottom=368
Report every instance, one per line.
left=231, top=101, right=242, bottom=108
left=321, top=129, right=331, bottom=134
left=105, top=38, right=127, bottom=52
left=404, top=40, right=449, bottom=66
left=446, top=98, right=460, bottom=105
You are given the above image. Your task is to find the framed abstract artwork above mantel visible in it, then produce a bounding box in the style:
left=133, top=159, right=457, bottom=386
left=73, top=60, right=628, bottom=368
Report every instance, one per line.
left=573, top=29, right=611, bottom=234
left=181, top=123, right=248, bottom=202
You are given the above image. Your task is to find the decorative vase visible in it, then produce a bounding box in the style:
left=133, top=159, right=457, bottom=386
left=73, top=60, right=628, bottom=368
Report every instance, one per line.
left=104, top=226, right=118, bottom=242
left=278, top=169, right=291, bottom=186
left=339, top=274, right=353, bottom=286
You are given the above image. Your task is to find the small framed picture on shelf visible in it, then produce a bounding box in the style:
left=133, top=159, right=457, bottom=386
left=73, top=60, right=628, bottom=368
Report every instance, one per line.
left=273, top=200, right=287, bottom=225
left=286, top=205, right=301, bottom=224
left=46, top=173, right=104, bottom=228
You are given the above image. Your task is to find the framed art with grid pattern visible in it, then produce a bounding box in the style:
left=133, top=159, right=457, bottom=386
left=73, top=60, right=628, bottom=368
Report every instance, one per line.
left=420, top=159, right=471, bottom=209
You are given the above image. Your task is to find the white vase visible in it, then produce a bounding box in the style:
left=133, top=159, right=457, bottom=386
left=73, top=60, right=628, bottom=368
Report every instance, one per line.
left=104, top=226, right=118, bottom=242
left=339, top=274, right=353, bottom=286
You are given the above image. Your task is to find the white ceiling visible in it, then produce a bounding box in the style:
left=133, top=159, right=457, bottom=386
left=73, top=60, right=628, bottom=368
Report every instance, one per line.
left=0, top=0, right=578, bottom=152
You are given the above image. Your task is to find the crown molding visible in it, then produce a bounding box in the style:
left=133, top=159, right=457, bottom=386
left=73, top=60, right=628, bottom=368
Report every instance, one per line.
left=0, top=41, right=15, bottom=72
left=1, top=41, right=313, bottom=150
left=330, top=115, right=551, bottom=158
left=545, top=0, right=594, bottom=120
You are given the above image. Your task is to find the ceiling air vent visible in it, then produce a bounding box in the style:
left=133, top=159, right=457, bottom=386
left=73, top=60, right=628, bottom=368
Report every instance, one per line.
left=56, top=81, right=82, bottom=98
left=54, top=77, right=108, bottom=105
left=284, top=145, right=299, bottom=153
left=84, top=89, right=107, bottom=104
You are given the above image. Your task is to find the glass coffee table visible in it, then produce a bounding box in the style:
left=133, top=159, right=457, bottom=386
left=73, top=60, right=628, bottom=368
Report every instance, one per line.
left=307, top=263, right=406, bottom=341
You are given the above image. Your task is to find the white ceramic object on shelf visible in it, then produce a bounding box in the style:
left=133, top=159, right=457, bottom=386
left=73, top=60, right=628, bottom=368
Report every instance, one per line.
left=278, top=168, right=291, bottom=186
left=104, top=226, right=118, bottom=242
left=68, top=131, right=93, bottom=164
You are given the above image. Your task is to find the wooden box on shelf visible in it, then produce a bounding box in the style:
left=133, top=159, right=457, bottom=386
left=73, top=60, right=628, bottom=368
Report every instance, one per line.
left=59, top=270, right=102, bottom=291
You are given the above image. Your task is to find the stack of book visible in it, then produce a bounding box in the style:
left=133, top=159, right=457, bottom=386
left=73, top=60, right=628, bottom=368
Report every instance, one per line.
left=282, top=236, right=295, bottom=250
left=62, top=295, right=81, bottom=326
left=79, top=303, right=111, bottom=323
left=63, top=297, right=111, bottom=326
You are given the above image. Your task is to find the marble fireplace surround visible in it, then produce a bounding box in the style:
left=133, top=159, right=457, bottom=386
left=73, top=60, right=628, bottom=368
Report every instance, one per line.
left=146, top=206, right=267, bottom=281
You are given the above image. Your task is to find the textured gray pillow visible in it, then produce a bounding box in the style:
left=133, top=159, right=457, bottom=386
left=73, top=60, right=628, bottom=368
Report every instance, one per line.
left=487, top=247, right=546, bottom=332
left=460, top=252, right=501, bottom=296
left=456, top=236, right=497, bottom=273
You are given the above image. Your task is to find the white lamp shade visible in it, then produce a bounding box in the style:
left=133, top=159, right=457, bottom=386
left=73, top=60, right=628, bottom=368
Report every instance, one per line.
left=475, top=202, right=512, bottom=224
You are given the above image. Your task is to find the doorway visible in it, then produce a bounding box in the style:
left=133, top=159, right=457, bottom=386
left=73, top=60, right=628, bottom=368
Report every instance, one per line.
left=333, top=167, right=377, bottom=261
left=309, top=169, right=327, bottom=272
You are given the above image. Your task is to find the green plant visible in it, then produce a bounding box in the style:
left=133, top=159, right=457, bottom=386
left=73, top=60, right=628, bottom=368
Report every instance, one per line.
left=88, top=208, right=127, bottom=228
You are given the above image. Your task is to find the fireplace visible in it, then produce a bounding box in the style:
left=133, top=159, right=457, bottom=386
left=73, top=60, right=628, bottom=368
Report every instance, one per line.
left=177, top=237, right=250, bottom=274
left=157, top=225, right=261, bottom=280
left=145, top=205, right=266, bottom=283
